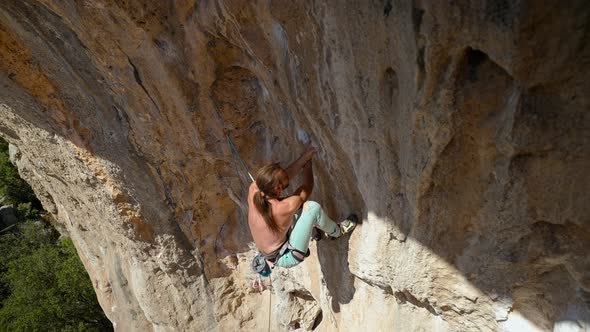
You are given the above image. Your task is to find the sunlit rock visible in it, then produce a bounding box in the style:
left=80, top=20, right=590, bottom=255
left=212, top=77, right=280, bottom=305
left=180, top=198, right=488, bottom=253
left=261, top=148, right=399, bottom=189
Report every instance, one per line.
left=0, top=1, right=588, bottom=330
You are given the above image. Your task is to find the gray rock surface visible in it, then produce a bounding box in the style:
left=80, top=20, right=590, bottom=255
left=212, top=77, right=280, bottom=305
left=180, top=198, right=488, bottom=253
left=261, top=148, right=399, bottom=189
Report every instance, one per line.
left=0, top=0, right=589, bottom=331
left=8, top=143, right=19, bottom=164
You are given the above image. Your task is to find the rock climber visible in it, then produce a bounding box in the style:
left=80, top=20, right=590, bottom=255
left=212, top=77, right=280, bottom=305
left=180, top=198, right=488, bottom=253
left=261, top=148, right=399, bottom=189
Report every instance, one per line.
left=247, top=145, right=357, bottom=269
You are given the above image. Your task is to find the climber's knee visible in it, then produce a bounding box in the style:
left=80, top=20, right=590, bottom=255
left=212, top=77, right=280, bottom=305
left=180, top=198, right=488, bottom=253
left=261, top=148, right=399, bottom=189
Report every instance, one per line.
left=274, top=252, right=302, bottom=268
left=303, top=200, right=321, bottom=213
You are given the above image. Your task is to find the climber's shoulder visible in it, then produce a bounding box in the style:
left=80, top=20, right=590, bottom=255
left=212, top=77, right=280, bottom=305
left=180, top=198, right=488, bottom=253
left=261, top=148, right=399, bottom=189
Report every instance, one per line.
left=248, top=181, right=258, bottom=195
left=276, top=195, right=303, bottom=216
left=247, top=182, right=259, bottom=203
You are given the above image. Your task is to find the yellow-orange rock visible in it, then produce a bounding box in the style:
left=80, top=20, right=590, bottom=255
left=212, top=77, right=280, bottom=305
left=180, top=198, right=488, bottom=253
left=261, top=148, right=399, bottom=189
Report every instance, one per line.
left=0, top=1, right=589, bottom=331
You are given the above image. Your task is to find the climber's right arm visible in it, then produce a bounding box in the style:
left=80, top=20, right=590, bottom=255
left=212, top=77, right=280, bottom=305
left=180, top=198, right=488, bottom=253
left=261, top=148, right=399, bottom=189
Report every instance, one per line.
left=285, top=146, right=316, bottom=179
left=281, top=161, right=314, bottom=215
left=291, top=160, right=314, bottom=202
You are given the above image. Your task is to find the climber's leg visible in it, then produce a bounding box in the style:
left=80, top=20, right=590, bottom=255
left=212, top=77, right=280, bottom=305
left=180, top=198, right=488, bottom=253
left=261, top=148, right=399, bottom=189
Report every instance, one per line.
left=291, top=201, right=341, bottom=251
left=274, top=201, right=340, bottom=268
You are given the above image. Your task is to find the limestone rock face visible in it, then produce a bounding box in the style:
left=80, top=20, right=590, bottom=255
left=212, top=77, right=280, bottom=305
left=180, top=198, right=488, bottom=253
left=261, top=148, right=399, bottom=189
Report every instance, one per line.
left=0, top=1, right=589, bottom=331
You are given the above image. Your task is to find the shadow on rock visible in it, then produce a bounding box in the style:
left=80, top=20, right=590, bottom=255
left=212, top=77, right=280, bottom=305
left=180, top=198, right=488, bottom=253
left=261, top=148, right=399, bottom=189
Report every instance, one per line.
left=317, top=233, right=356, bottom=313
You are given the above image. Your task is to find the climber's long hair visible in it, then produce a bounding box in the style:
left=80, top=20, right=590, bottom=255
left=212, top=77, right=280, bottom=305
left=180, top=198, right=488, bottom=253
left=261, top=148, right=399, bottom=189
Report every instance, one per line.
left=253, top=163, right=284, bottom=234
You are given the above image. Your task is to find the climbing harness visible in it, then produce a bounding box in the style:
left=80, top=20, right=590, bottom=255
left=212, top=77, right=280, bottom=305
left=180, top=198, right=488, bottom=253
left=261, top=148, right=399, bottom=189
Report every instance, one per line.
left=223, top=129, right=254, bottom=182
left=264, top=238, right=311, bottom=264
left=250, top=230, right=311, bottom=278
left=252, top=254, right=272, bottom=277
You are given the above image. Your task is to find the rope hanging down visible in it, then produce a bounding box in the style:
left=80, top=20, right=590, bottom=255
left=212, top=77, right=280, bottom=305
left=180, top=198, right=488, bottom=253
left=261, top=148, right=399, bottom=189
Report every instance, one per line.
left=223, top=129, right=254, bottom=182
left=224, top=128, right=271, bottom=331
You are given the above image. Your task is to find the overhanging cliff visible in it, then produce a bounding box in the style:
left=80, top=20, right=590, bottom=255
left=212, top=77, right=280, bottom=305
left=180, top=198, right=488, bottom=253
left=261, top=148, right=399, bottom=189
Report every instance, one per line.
left=0, top=1, right=589, bottom=331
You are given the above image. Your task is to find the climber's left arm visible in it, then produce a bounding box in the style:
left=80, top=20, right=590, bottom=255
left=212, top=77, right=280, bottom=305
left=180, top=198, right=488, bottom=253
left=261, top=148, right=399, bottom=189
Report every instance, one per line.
left=285, top=146, right=316, bottom=179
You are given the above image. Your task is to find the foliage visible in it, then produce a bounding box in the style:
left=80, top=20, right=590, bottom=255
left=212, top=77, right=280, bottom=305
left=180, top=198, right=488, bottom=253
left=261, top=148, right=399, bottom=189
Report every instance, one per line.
left=0, top=138, right=40, bottom=208
left=0, top=137, right=112, bottom=331
left=0, top=225, right=112, bottom=331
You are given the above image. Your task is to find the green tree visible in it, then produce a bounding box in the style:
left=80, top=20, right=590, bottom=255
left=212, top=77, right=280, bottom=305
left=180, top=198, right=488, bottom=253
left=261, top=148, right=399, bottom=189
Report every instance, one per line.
left=0, top=138, right=112, bottom=331
left=0, top=228, right=111, bottom=331
left=0, top=138, right=40, bottom=208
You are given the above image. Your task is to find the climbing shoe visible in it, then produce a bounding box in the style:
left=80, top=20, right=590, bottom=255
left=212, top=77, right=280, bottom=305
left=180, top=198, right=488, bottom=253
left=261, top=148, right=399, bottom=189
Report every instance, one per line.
left=327, top=214, right=358, bottom=239
left=339, top=214, right=358, bottom=235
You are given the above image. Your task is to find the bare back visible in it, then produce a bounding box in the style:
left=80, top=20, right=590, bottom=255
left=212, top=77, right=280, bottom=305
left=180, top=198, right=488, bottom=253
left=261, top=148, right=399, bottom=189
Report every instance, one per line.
left=247, top=182, right=302, bottom=254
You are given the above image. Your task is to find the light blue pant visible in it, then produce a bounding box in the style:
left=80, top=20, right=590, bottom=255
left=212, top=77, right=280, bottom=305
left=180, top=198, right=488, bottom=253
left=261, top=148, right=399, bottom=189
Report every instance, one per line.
left=274, top=201, right=341, bottom=268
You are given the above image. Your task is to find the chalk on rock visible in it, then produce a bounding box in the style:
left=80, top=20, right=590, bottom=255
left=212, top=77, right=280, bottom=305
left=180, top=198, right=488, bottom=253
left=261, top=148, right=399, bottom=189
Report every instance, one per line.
left=297, top=129, right=310, bottom=144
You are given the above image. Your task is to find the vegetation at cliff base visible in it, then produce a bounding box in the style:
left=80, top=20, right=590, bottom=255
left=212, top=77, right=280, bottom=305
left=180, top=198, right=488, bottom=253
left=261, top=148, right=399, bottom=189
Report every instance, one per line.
left=0, top=139, right=40, bottom=207
left=0, top=138, right=112, bottom=331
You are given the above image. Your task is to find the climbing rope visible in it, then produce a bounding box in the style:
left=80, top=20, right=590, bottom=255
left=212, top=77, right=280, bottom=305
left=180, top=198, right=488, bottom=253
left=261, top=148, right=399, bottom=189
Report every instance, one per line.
left=223, top=129, right=254, bottom=182
left=252, top=273, right=272, bottom=331
left=268, top=275, right=272, bottom=332
left=223, top=129, right=272, bottom=330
